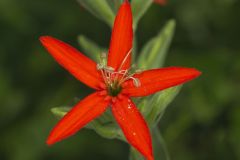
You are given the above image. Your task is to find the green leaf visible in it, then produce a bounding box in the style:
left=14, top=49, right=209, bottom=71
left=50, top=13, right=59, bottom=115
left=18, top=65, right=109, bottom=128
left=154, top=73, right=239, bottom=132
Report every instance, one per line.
left=78, top=35, right=106, bottom=62
left=106, top=0, right=123, bottom=14
left=131, top=35, right=138, bottom=63
left=77, top=0, right=115, bottom=27
left=131, top=0, right=153, bottom=29
left=136, top=98, right=149, bottom=116
left=137, top=20, right=176, bottom=69
left=51, top=107, right=70, bottom=119
left=152, top=128, right=170, bottom=160
left=147, top=86, right=181, bottom=126
left=86, top=119, right=122, bottom=139
left=129, top=147, right=145, bottom=160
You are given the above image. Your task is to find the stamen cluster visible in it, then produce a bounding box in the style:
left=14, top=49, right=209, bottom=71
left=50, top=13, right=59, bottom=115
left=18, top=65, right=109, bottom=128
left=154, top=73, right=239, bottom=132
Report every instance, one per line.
left=97, top=52, right=141, bottom=97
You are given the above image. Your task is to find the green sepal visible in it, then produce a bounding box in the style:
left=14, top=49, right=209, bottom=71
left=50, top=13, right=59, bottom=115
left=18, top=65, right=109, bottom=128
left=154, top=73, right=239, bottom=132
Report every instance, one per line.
left=131, top=0, right=153, bottom=30
left=137, top=20, right=176, bottom=69
left=77, top=35, right=106, bottom=62
left=77, top=0, right=115, bottom=27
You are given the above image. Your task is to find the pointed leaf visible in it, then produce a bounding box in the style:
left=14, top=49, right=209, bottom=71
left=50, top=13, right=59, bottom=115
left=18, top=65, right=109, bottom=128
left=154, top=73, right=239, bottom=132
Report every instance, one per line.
left=106, top=0, right=123, bottom=14
left=138, top=20, right=176, bottom=69
left=77, top=0, right=115, bottom=27
left=136, top=98, right=149, bottom=116
left=152, top=128, right=170, bottom=160
left=51, top=107, right=70, bottom=119
left=78, top=35, right=106, bottom=62
left=147, top=86, right=181, bottom=126
left=129, top=147, right=145, bottom=160
left=131, top=0, right=153, bottom=29
left=154, top=0, right=167, bottom=6
left=86, top=118, right=122, bottom=139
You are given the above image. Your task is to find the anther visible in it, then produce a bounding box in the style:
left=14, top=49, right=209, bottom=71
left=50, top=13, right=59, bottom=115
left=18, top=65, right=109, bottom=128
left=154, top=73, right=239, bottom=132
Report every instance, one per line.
left=133, top=78, right=141, bottom=87
left=100, top=52, right=107, bottom=65
left=97, top=63, right=104, bottom=70
left=100, top=52, right=107, bottom=59
left=105, top=66, right=115, bottom=72
left=135, top=69, right=143, bottom=74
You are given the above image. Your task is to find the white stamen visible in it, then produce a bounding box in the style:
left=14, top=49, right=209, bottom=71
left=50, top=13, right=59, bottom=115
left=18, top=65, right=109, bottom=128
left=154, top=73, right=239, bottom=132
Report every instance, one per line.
left=118, top=48, right=132, bottom=72
left=100, top=52, right=107, bottom=59
left=105, top=66, right=115, bottom=72
left=97, top=63, right=104, bottom=70
left=135, top=69, right=143, bottom=74
left=133, top=78, right=141, bottom=87
left=99, top=52, right=107, bottom=65
left=97, top=49, right=142, bottom=89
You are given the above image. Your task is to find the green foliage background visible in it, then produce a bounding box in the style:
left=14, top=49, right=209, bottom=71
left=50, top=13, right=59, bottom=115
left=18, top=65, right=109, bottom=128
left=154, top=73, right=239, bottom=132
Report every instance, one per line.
left=0, top=0, right=239, bottom=160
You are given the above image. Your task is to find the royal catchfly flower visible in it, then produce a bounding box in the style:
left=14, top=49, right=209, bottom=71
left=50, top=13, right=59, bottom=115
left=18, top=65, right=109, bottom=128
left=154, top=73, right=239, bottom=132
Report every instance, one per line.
left=40, top=1, right=201, bottom=160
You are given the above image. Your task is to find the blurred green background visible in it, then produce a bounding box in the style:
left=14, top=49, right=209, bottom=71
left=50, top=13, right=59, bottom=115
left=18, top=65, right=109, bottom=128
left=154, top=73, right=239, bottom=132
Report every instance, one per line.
left=0, top=0, right=240, bottom=160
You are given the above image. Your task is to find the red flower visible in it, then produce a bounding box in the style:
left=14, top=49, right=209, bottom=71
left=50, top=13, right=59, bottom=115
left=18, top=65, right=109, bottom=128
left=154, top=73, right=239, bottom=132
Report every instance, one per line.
left=154, top=0, right=167, bottom=5
left=40, top=1, right=200, bottom=160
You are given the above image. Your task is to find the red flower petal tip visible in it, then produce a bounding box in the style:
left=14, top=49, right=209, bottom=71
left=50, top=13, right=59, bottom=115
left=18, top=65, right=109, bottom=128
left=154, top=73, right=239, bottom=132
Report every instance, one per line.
left=148, top=156, right=154, bottom=160
left=39, top=36, right=49, bottom=43
left=154, top=0, right=167, bottom=5
left=188, top=67, right=202, bottom=78
left=46, top=136, right=56, bottom=146
left=107, top=0, right=133, bottom=70
left=40, top=36, right=56, bottom=46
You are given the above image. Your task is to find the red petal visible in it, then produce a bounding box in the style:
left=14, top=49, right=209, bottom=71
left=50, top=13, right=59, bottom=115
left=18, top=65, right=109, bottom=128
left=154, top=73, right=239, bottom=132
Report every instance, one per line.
left=112, top=97, right=153, bottom=160
left=122, top=67, right=201, bottom=97
left=154, top=0, right=167, bottom=5
left=107, top=1, right=133, bottom=71
left=40, top=36, right=102, bottom=90
left=47, top=92, right=110, bottom=145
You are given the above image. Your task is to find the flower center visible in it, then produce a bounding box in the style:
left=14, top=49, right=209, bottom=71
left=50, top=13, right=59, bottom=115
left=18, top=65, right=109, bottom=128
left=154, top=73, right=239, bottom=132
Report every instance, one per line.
left=107, top=81, right=122, bottom=97
left=96, top=50, right=141, bottom=97
left=97, top=63, right=141, bottom=96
